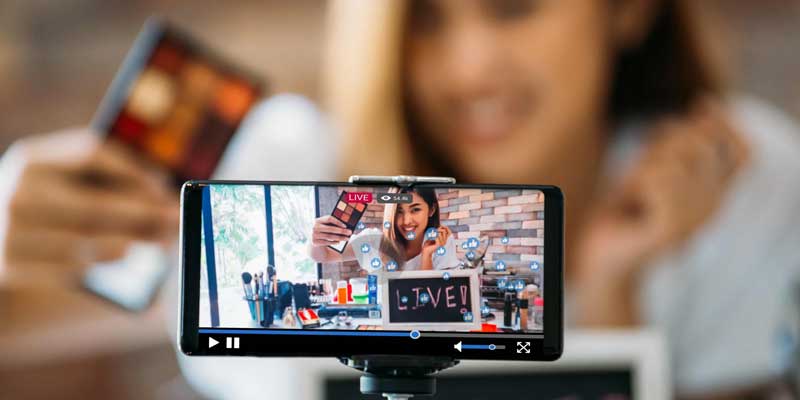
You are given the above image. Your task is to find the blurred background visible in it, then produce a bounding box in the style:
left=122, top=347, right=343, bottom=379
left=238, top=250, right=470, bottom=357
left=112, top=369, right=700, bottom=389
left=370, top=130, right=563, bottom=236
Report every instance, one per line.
left=1, top=0, right=799, bottom=399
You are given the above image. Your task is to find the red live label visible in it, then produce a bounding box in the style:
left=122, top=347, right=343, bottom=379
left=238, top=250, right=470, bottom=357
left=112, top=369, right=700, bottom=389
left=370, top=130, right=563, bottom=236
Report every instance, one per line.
left=346, top=192, right=373, bottom=203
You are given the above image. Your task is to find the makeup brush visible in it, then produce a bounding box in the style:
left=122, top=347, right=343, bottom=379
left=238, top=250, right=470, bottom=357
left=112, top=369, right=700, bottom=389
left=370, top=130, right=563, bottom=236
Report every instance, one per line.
left=242, top=272, right=254, bottom=298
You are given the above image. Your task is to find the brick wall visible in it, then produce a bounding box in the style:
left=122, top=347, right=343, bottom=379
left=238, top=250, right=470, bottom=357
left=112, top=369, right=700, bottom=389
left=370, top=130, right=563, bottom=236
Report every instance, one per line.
left=437, top=188, right=544, bottom=269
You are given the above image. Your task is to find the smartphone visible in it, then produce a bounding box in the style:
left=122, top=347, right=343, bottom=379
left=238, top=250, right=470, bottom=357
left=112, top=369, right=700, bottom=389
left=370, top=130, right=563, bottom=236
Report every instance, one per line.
left=83, top=17, right=264, bottom=311
left=92, top=17, right=264, bottom=185
left=179, top=179, right=563, bottom=361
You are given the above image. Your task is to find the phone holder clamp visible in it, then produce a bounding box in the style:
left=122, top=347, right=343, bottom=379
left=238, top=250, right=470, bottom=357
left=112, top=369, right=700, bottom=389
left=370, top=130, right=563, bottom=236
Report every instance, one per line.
left=348, top=175, right=456, bottom=188
left=339, top=354, right=458, bottom=399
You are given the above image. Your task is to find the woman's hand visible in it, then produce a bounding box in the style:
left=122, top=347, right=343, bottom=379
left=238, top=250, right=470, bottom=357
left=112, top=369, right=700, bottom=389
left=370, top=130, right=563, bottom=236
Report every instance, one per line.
left=308, top=215, right=354, bottom=263
left=421, top=226, right=452, bottom=270
left=1, top=128, right=177, bottom=284
left=310, top=215, right=352, bottom=246
left=573, top=99, right=749, bottom=326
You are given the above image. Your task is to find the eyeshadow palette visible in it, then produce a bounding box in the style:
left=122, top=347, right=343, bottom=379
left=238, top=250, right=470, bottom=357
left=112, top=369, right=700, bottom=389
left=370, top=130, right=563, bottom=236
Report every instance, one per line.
left=328, top=191, right=367, bottom=253
left=93, top=18, right=264, bottom=186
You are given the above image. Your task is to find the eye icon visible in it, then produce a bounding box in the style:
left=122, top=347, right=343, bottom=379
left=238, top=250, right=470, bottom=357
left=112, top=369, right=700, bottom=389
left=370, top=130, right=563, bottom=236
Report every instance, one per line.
left=380, top=195, right=392, bottom=201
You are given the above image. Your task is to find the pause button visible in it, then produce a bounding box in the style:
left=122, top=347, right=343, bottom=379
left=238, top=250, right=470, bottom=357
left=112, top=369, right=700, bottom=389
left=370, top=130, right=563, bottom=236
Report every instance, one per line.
left=226, top=337, right=240, bottom=349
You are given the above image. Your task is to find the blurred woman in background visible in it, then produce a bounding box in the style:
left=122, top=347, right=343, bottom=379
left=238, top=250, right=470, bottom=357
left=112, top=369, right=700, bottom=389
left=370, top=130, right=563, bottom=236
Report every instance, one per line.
left=321, top=0, right=800, bottom=397
left=2, top=0, right=799, bottom=398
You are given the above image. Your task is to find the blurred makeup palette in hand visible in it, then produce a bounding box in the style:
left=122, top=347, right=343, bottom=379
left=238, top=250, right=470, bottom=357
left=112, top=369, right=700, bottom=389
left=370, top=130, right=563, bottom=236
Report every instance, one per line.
left=94, top=18, right=264, bottom=185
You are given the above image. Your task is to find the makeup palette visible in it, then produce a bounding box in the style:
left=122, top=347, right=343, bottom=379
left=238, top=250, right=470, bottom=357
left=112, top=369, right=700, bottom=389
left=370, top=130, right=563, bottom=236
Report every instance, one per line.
left=328, top=191, right=367, bottom=253
left=93, top=18, right=264, bottom=186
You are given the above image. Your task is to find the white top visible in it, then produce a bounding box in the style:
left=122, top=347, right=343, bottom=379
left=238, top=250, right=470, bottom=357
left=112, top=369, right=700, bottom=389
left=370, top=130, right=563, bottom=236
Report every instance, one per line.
left=609, top=96, right=800, bottom=396
left=164, top=94, right=800, bottom=398
left=348, top=227, right=460, bottom=272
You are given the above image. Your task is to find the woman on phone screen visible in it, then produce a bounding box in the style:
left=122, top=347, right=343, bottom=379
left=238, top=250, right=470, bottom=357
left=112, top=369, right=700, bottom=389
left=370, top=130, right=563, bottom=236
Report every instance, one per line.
left=309, top=187, right=459, bottom=272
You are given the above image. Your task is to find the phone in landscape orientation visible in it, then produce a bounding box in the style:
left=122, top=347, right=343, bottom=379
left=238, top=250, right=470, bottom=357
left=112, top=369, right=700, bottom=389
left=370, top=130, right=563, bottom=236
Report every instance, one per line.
left=83, top=17, right=265, bottom=311
left=179, top=180, right=564, bottom=362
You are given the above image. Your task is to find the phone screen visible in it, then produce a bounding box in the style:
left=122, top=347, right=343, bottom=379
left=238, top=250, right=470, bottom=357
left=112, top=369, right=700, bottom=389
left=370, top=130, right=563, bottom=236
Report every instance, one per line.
left=180, top=181, right=563, bottom=361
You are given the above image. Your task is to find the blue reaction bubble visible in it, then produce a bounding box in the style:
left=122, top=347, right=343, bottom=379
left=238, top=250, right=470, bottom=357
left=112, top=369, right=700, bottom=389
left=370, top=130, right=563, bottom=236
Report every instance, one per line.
left=386, top=260, right=398, bottom=271
left=467, top=237, right=479, bottom=249
left=406, top=231, right=416, bottom=240
left=442, top=272, right=451, bottom=281
left=401, top=296, right=409, bottom=304
left=436, top=246, right=446, bottom=256
left=497, top=278, right=508, bottom=289
left=463, top=312, right=474, bottom=322
left=360, top=243, right=371, bottom=253
left=383, top=221, right=391, bottom=229
left=461, top=242, right=468, bottom=250
left=370, top=257, right=382, bottom=270
left=425, top=227, right=438, bottom=240
left=466, top=251, right=476, bottom=260
left=515, top=280, right=525, bottom=291
left=419, top=293, right=430, bottom=304
left=501, top=236, right=509, bottom=244
left=529, top=261, right=540, bottom=271
left=481, top=305, right=491, bottom=315
left=369, top=284, right=377, bottom=291
left=356, top=221, right=366, bottom=230
left=495, top=260, right=506, bottom=271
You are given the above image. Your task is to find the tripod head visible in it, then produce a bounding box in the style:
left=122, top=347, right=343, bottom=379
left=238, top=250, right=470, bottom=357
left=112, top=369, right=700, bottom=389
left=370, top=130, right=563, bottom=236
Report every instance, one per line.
left=339, top=354, right=458, bottom=399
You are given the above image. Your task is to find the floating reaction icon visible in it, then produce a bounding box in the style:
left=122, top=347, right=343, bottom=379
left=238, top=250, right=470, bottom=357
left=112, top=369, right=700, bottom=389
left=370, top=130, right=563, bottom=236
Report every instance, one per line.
left=370, top=257, right=382, bottom=270
left=425, top=227, right=438, bottom=240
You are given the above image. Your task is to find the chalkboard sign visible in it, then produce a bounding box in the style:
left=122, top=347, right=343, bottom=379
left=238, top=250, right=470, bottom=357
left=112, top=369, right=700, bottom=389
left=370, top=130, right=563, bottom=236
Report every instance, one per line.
left=380, top=270, right=481, bottom=330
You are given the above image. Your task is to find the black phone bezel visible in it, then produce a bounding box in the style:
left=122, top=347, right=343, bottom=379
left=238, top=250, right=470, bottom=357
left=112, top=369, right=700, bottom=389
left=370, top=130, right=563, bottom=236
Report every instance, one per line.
left=179, top=180, right=563, bottom=361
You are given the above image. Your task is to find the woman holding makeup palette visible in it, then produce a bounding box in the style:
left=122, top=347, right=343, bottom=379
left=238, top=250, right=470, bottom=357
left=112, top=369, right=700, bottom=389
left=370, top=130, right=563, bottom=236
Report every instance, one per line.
left=309, top=187, right=459, bottom=272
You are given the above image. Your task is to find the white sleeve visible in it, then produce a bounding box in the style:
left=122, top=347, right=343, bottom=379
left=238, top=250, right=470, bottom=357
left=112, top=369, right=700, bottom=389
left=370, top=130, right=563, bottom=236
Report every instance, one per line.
left=347, top=228, right=383, bottom=271
left=433, top=236, right=460, bottom=270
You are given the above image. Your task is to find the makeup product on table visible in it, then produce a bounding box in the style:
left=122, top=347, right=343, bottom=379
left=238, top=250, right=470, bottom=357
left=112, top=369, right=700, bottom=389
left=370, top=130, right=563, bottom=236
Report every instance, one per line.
left=350, top=278, right=368, bottom=304
left=503, top=292, right=514, bottom=327
left=267, top=266, right=277, bottom=298
left=282, top=306, right=297, bottom=327
left=293, top=283, right=311, bottom=309
left=326, top=191, right=367, bottom=253
left=297, top=308, right=320, bottom=329
left=367, top=274, right=378, bottom=305
left=336, top=280, right=348, bottom=305
left=520, top=299, right=529, bottom=330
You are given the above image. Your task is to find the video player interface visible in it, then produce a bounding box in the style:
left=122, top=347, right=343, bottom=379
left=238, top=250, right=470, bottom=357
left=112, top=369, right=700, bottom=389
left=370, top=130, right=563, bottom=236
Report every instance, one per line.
left=197, top=184, right=546, bottom=341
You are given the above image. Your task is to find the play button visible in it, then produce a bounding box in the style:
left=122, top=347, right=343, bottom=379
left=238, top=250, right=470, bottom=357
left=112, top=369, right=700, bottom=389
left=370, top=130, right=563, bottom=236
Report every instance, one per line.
left=209, top=337, right=219, bottom=348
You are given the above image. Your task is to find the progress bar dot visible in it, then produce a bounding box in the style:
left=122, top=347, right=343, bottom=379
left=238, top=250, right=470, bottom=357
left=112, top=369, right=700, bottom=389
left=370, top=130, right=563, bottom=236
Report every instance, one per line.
left=410, top=330, right=421, bottom=340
